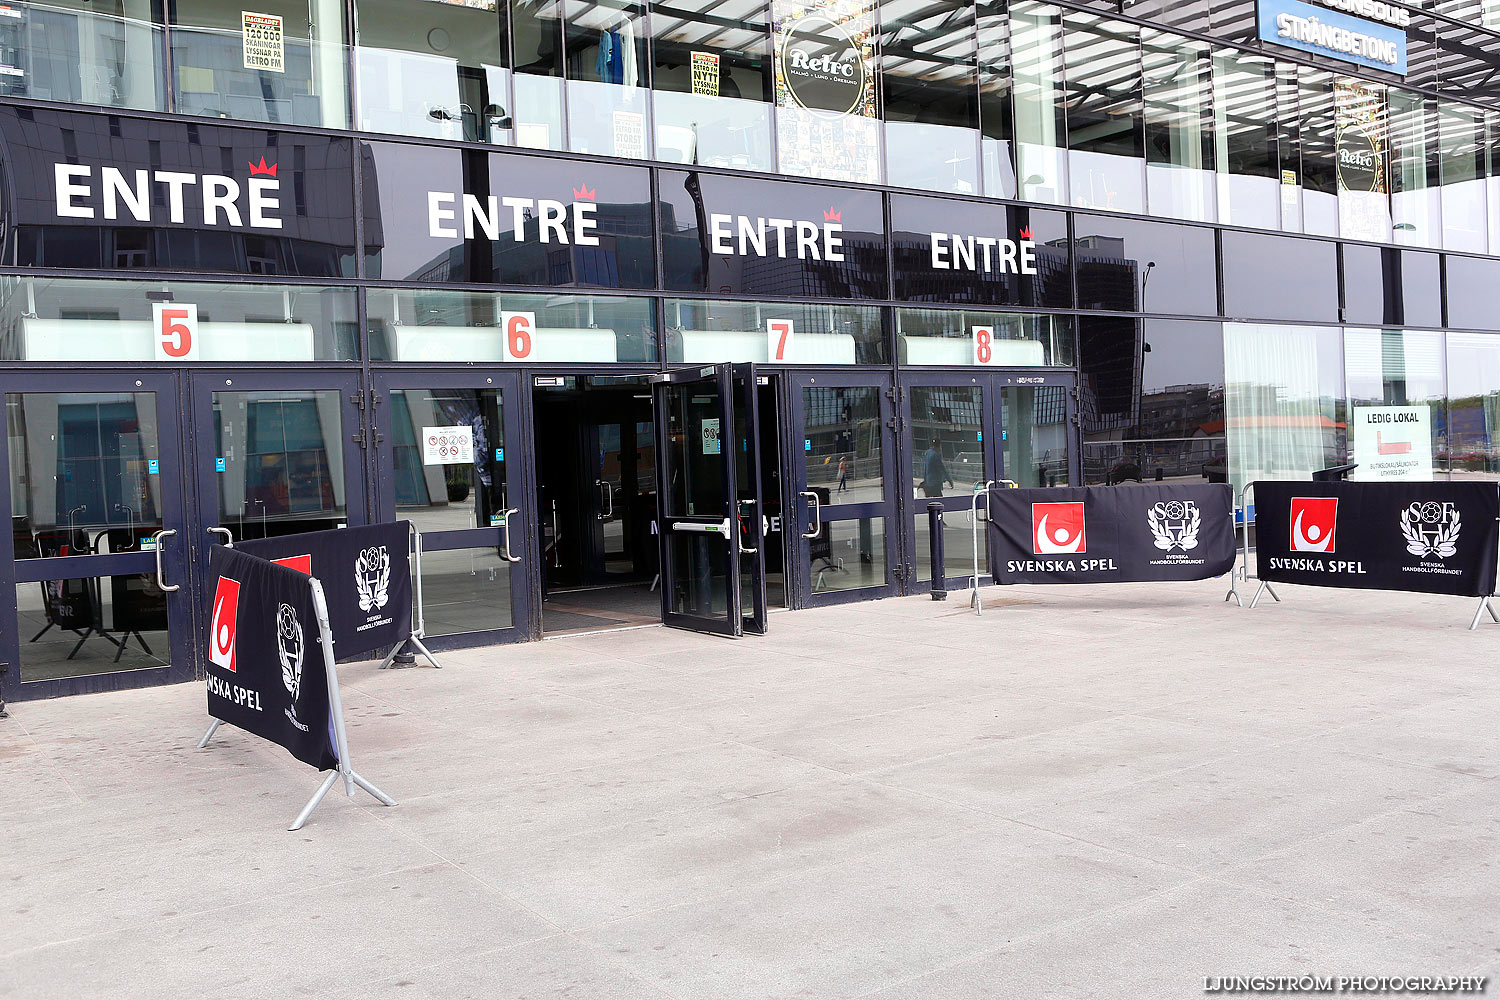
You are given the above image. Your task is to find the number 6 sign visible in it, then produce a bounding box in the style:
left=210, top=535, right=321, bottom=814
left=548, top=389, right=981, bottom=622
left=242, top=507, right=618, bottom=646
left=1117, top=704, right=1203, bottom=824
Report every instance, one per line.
left=153, top=302, right=200, bottom=361
left=500, top=311, right=536, bottom=362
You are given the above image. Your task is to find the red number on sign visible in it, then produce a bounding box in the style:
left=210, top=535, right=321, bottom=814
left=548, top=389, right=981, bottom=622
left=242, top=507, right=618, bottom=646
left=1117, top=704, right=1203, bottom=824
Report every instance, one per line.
left=507, top=313, right=533, bottom=359
left=975, top=327, right=992, bottom=364
left=160, top=308, right=194, bottom=359
left=771, top=321, right=791, bottom=361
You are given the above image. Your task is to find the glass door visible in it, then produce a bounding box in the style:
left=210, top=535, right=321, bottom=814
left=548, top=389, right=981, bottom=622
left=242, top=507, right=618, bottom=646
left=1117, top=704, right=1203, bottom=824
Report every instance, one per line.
left=653, top=365, right=744, bottom=637
left=787, top=373, right=899, bottom=605
left=732, top=363, right=768, bottom=635
left=187, top=369, right=368, bottom=555
left=370, top=371, right=533, bottom=644
left=0, top=373, right=195, bottom=700
left=900, top=373, right=1002, bottom=594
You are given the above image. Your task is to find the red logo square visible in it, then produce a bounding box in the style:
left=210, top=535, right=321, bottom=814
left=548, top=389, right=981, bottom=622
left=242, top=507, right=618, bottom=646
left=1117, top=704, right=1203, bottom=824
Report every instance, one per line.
left=1290, top=497, right=1338, bottom=553
left=208, top=575, right=240, bottom=673
left=1032, top=501, right=1086, bottom=554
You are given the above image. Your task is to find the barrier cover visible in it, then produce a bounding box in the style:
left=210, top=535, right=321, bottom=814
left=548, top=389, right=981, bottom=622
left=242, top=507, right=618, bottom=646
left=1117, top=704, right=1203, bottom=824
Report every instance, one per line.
left=989, top=483, right=1237, bottom=585
left=236, top=521, right=412, bottom=657
left=1253, top=481, right=1499, bottom=597
left=205, top=545, right=338, bottom=771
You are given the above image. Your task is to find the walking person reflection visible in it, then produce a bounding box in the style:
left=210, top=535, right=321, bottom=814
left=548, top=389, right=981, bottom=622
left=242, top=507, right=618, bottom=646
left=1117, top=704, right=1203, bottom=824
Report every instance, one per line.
left=922, top=438, right=954, bottom=499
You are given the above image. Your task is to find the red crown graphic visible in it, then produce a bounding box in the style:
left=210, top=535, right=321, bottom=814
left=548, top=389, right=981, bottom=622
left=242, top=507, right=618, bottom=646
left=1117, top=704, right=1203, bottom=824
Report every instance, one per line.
left=573, top=184, right=596, bottom=201
left=824, top=207, right=841, bottom=223
left=248, top=157, right=278, bottom=178
left=1019, top=226, right=1034, bottom=240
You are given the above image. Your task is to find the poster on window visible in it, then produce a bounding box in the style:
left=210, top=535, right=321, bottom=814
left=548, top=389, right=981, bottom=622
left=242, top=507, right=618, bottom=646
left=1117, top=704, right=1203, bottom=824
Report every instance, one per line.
left=241, top=11, right=285, bottom=73
left=691, top=51, right=720, bottom=97
left=1351, top=406, right=1434, bottom=482
left=771, top=0, right=879, bottom=184
left=1335, top=78, right=1388, bottom=242
left=612, top=110, right=646, bottom=159
left=422, top=425, right=474, bottom=466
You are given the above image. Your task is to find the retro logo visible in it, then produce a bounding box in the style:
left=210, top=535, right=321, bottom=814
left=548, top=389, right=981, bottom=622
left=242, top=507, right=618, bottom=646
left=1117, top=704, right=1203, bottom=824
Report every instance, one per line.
left=1032, top=502, right=1086, bottom=555
left=208, top=575, right=241, bottom=673
left=1290, top=497, right=1339, bottom=553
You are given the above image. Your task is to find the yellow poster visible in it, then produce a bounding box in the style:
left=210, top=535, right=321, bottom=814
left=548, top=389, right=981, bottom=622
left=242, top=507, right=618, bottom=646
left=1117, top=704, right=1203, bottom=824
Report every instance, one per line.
left=691, top=51, right=720, bottom=97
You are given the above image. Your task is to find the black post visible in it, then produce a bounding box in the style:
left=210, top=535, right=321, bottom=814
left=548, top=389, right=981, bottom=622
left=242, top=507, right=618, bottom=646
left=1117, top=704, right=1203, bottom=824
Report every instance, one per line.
left=927, top=502, right=947, bottom=601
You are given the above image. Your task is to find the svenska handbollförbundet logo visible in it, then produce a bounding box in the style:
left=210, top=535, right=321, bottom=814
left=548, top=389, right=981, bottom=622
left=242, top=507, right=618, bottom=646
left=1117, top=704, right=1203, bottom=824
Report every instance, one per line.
left=355, top=545, right=391, bottom=612
left=1399, top=501, right=1460, bottom=559
left=1146, top=500, right=1201, bottom=552
left=1032, top=502, right=1086, bottom=555
left=277, top=602, right=309, bottom=732
left=1290, top=497, right=1339, bottom=553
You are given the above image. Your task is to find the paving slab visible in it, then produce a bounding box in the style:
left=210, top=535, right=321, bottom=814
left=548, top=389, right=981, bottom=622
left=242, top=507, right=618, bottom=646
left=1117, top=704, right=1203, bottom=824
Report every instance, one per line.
left=2, top=578, right=1496, bottom=1000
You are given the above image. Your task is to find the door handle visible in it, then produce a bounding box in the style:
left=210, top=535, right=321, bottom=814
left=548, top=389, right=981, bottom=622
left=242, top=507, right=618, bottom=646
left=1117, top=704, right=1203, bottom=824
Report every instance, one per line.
left=208, top=526, right=233, bottom=546
left=799, top=491, right=822, bottom=539
left=737, top=501, right=758, bottom=555
left=595, top=479, right=614, bottom=519
left=499, top=508, right=521, bottom=563
left=153, top=529, right=179, bottom=592
left=670, top=519, right=732, bottom=537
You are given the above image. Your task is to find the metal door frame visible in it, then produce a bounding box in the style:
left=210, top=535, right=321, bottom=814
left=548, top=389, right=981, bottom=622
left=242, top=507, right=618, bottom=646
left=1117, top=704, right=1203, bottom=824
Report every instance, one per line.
left=369, top=368, right=536, bottom=649
left=0, top=370, right=195, bottom=701
left=785, top=369, right=901, bottom=608
left=653, top=364, right=743, bottom=637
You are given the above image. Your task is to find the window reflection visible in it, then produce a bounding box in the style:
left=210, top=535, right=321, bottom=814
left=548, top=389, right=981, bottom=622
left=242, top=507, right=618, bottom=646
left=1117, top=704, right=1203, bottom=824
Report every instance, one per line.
left=1224, top=322, right=1344, bottom=493
left=213, top=390, right=347, bottom=539
left=354, top=0, right=512, bottom=144
left=170, top=0, right=349, bottom=127
left=0, top=0, right=164, bottom=111
left=666, top=299, right=885, bottom=364
left=881, top=0, right=979, bottom=194
left=650, top=0, right=772, bottom=170
left=1213, top=49, right=1279, bottom=231
left=565, top=0, right=650, bottom=158
left=1010, top=1, right=1067, bottom=205
left=1143, top=30, right=1215, bottom=222
left=1344, top=328, right=1444, bottom=480
left=802, top=386, right=883, bottom=503
left=1447, top=332, right=1500, bottom=480
left=1063, top=13, right=1144, bottom=214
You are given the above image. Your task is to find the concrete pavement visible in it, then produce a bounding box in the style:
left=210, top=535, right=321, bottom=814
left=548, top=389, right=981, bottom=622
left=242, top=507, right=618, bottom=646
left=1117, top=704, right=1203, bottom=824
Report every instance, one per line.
left=3, top=579, right=1498, bottom=999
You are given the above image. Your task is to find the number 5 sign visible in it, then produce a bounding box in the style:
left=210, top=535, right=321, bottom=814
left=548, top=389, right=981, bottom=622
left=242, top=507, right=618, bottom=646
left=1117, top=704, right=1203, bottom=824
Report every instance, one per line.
left=500, top=311, right=536, bottom=362
left=153, top=302, right=200, bottom=361
left=766, top=319, right=794, bottom=362
left=972, top=325, right=998, bottom=366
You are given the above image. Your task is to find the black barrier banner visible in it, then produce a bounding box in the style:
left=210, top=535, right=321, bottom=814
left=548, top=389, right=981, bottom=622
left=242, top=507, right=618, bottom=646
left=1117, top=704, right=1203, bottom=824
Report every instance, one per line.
left=1253, top=481, right=1499, bottom=597
left=206, top=546, right=338, bottom=771
left=989, top=483, right=1237, bottom=585
left=235, top=522, right=412, bottom=658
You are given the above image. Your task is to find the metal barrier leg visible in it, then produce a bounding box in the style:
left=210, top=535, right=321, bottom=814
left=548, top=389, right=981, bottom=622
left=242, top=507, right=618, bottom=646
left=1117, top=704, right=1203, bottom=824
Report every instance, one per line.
left=196, top=718, right=222, bottom=749
left=289, top=771, right=340, bottom=832
left=1468, top=597, right=1497, bottom=631
left=968, top=481, right=994, bottom=617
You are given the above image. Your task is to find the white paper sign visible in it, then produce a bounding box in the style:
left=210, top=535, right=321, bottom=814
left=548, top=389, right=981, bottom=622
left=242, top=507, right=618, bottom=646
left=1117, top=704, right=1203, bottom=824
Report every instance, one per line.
left=422, top=425, right=474, bottom=466
left=152, top=302, right=199, bottom=361
left=1351, top=405, right=1434, bottom=482
left=241, top=11, right=285, bottom=72
left=701, top=417, right=721, bottom=456
left=972, top=325, right=998, bottom=366
left=499, top=311, right=536, bottom=362
left=766, top=318, right=795, bottom=362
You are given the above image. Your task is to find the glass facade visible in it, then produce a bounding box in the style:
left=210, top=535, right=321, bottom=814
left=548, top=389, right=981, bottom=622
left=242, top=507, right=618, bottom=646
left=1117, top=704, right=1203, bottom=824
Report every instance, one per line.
left=4, top=0, right=1500, bottom=697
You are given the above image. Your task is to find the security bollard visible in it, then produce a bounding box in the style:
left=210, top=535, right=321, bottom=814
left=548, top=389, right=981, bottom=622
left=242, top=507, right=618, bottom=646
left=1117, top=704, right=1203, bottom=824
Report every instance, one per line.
left=927, top=501, right=947, bottom=601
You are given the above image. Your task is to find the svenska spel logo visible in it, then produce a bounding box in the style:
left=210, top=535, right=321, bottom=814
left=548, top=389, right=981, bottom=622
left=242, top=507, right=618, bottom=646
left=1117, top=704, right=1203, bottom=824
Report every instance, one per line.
left=209, top=576, right=241, bottom=672
left=1290, top=497, right=1339, bottom=553
left=1032, top=501, right=1086, bottom=555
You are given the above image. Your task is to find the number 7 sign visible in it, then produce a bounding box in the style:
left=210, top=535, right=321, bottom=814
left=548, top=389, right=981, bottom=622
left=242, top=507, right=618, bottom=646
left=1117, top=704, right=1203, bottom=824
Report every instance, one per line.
left=767, top=319, right=794, bottom=362
left=153, top=302, right=200, bottom=361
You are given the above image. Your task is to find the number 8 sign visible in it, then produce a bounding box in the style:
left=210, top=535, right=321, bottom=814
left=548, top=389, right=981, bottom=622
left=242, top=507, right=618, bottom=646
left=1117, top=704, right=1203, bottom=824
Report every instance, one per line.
left=153, top=302, right=200, bottom=361
left=500, top=311, right=536, bottom=362
left=972, top=325, right=997, bottom=366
